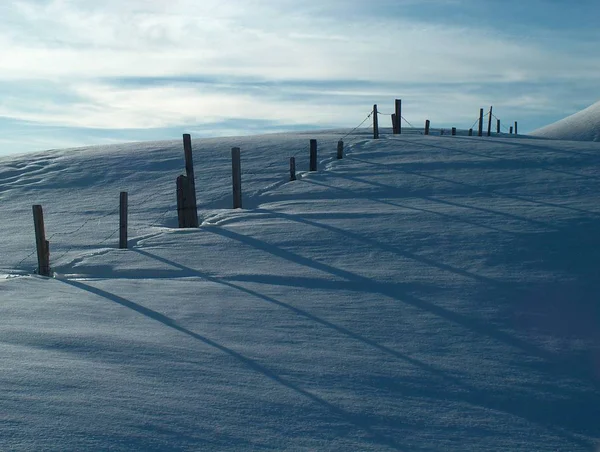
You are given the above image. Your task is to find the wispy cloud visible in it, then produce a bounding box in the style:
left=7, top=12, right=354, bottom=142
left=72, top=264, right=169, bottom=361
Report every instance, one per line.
left=0, top=0, right=599, bottom=154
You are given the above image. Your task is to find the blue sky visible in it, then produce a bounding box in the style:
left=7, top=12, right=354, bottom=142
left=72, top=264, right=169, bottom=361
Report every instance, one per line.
left=1, top=0, right=599, bottom=156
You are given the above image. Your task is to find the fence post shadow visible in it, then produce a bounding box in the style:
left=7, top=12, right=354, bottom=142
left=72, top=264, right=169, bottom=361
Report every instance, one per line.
left=57, top=269, right=406, bottom=450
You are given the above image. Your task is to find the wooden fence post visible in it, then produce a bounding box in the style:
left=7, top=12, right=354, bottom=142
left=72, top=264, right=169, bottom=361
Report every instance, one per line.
left=309, top=139, right=317, bottom=172
left=119, top=192, right=128, bottom=249
left=487, top=106, right=493, bottom=137
left=290, top=157, right=296, bottom=181
left=510, top=126, right=513, bottom=134
left=182, top=134, right=199, bottom=227
left=32, top=205, right=50, bottom=277
left=232, top=147, right=242, bottom=209
left=373, top=104, right=379, bottom=139
left=497, top=119, right=500, bottom=134
left=478, top=108, right=484, bottom=137
left=468, top=129, right=473, bottom=136
left=451, top=127, right=457, bottom=136
left=337, top=140, right=344, bottom=159
left=176, top=175, right=190, bottom=228
left=424, top=120, right=430, bottom=135
left=394, top=99, right=402, bottom=134
left=391, top=114, right=397, bottom=134
left=514, top=121, right=518, bottom=135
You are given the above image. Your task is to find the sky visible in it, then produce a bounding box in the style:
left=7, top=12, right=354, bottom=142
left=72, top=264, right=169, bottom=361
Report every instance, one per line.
left=1, top=0, right=600, bottom=156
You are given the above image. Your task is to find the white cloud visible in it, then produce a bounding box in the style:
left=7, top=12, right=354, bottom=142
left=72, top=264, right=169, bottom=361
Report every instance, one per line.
left=0, top=0, right=599, bottom=137
left=0, top=82, right=371, bottom=129
left=2, top=0, right=597, bottom=83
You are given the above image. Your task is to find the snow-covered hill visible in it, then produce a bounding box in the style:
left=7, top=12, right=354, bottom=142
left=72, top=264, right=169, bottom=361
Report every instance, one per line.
left=531, top=100, right=600, bottom=141
left=0, top=129, right=599, bottom=451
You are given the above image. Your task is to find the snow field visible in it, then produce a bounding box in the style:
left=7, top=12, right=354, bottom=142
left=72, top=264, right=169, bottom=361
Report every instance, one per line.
left=0, top=130, right=599, bottom=450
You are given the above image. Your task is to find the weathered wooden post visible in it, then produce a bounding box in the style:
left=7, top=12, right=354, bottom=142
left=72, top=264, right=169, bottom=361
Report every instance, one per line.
left=451, top=127, right=457, bottom=136
left=290, top=157, right=296, bottom=181
left=373, top=104, right=379, bottom=139
left=478, top=108, right=484, bottom=137
left=337, top=140, right=344, bottom=159
left=487, top=106, right=493, bottom=136
left=514, top=122, right=518, bottom=135
left=309, top=139, right=317, bottom=172
left=394, top=99, right=402, bottom=134
left=176, top=175, right=190, bottom=228
left=510, top=126, right=514, bottom=134
left=497, top=119, right=500, bottom=134
left=32, top=205, right=50, bottom=277
left=182, top=134, right=199, bottom=227
left=468, top=129, right=473, bottom=136
left=119, top=192, right=128, bottom=249
left=232, top=147, right=242, bottom=209
left=424, top=120, right=430, bottom=135
left=391, top=114, right=397, bottom=134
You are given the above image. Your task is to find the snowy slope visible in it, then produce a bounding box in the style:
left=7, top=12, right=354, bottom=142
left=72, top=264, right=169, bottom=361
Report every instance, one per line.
left=531, top=100, right=600, bottom=141
left=1, top=129, right=599, bottom=451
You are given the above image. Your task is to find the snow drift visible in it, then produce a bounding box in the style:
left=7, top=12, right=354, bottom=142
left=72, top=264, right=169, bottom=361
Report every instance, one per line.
left=531, top=100, right=600, bottom=141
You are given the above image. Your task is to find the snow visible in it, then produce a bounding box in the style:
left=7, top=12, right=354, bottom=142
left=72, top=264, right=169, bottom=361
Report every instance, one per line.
left=531, top=100, right=600, bottom=142
left=1, top=128, right=599, bottom=451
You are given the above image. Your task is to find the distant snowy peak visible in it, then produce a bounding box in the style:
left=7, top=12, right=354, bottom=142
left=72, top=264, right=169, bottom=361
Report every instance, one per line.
left=531, top=100, right=600, bottom=142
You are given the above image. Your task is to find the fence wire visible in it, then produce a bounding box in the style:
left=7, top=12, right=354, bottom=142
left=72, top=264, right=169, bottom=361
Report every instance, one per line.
left=492, top=113, right=513, bottom=133
left=4, top=106, right=418, bottom=275
left=341, top=110, right=375, bottom=142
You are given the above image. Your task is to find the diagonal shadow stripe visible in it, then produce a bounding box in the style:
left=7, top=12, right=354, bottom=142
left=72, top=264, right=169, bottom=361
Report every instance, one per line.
left=59, top=277, right=405, bottom=450
left=132, top=249, right=463, bottom=389
left=131, top=246, right=594, bottom=445
left=205, top=221, right=597, bottom=383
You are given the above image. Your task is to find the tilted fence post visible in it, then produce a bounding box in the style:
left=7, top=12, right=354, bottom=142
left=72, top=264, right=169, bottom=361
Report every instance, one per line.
left=487, top=106, right=493, bottom=137
left=32, top=205, right=50, bottom=277
left=119, top=192, right=128, bottom=249
left=232, top=147, right=242, bottom=209
left=309, top=139, right=317, bottom=172
left=337, top=140, right=344, bottom=159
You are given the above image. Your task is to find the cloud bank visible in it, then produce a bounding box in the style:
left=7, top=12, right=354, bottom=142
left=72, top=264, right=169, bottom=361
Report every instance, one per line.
left=1, top=0, right=599, bottom=154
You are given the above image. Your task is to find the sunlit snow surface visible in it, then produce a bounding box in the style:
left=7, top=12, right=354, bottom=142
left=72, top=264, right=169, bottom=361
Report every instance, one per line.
left=1, top=129, right=599, bottom=451
left=532, top=100, right=600, bottom=142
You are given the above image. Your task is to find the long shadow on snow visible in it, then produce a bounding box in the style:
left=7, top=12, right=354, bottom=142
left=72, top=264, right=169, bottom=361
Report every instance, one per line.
left=202, top=225, right=598, bottom=444
left=58, top=243, right=598, bottom=444
left=398, top=137, right=600, bottom=193
left=307, top=174, right=557, bottom=232
left=470, top=136, right=600, bottom=158
left=348, top=156, right=600, bottom=217
left=131, top=250, right=462, bottom=387
left=249, top=208, right=600, bottom=381
left=60, top=274, right=406, bottom=450
left=434, top=136, right=600, bottom=181
left=206, top=217, right=562, bottom=366
left=499, top=218, right=600, bottom=356
left=408, top=135, right=599, bottom=161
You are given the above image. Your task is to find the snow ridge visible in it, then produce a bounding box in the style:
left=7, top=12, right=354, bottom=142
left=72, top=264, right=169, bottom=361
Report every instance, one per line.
left=531, top=100, right=600, bottom=141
